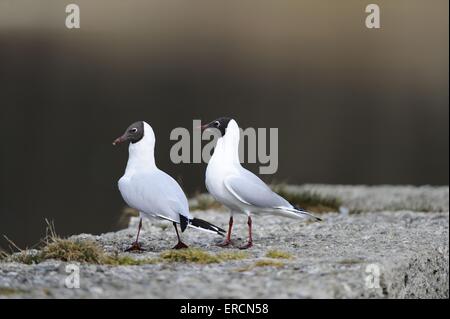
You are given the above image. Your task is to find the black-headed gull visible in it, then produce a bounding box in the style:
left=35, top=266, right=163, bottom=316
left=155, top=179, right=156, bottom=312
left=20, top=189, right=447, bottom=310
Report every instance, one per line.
left=113, top=121, right=225, bottom=251
left=202, top=117, right=321, bottom=249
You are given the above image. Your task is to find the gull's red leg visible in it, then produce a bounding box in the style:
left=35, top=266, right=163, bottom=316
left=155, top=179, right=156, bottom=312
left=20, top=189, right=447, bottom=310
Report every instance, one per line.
left=217, top=216, right=234, bottom=247
left=172, top=222, right=189, bottom=249
left=239, top=216, right=253, bottom=249
left=125, top=218, right=145, bottom=252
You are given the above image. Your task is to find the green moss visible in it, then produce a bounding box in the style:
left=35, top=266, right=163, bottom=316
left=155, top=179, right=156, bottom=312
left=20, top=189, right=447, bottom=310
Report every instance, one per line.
left=237, top=259, right=285, bottom=272
left=103, top=255, right=159, bottom=266
left=160, top=248, right=249, bottom=264
left=254, top=260, right=285, bottom=268
left=160, top=248, right=220, bottom=264
left=265, top=250, right=294, bottom=259
left=0, top=287, right=25, bottom=296
left=271, top=185, right=341, bottom=213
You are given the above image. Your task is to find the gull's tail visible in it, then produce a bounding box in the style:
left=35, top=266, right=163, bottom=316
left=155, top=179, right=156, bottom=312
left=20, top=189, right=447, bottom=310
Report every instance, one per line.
left=273, top=204, right=323, bottom=221
left=188, top=218, right=226, bottom=236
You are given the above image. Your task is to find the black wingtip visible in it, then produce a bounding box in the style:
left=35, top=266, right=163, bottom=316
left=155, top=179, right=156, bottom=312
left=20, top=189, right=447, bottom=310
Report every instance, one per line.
left=179, top=214, right=189, bottom=232
left=292, top=203, right=323, bottom=222
left=190, top=218, right=226, bottom=236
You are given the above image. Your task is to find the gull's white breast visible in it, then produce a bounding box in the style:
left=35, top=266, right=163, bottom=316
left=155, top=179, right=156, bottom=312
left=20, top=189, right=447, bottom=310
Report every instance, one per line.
left=205, top=139, right=246, bottom=212
left=118, top=172, right=154, bottom=218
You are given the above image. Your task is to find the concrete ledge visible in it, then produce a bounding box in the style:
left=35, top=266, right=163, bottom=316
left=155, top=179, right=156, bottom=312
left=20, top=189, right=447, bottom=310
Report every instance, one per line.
left=0, top=185, right=448, bottom=299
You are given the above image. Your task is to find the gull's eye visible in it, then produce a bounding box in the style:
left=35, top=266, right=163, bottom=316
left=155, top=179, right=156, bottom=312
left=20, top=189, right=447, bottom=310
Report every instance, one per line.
left=213, top=121, right=220, bottom=127
left=129, top=128, right=138, bottom=133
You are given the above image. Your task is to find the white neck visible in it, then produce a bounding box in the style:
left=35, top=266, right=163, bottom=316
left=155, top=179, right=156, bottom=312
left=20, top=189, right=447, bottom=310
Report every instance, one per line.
left=125, top=123, right=156, bottom=173
left=214, top=119, right=241, bottom=165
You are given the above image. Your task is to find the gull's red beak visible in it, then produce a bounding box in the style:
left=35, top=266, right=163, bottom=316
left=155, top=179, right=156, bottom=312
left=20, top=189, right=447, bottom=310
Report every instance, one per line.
left=112, top=134, right=127, bottom=146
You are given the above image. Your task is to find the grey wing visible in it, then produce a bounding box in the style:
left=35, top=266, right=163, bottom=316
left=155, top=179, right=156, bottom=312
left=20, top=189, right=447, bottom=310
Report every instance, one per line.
left=223, top=169, right=292, bottom=209
left=131, top=170, right=192, bottom=221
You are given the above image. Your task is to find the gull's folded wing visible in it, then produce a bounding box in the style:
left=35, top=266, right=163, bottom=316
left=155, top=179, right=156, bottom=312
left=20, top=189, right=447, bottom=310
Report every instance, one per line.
left=129, top=170, right=192, bottom=221
left=223, top=170, right=291, bottom=209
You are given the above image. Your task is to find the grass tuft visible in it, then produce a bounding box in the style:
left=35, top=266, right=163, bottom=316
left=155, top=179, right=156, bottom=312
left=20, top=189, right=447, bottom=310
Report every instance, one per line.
left=9, top=240, right=159, bottom=266
left=9, top=250, right=43, bottom=265
left=4, top=220, right=158, bottom=266
left=0, top=250, right=8, bottom=262
left=41, top=239, right=105, bottom=263
left=265, top=250, right=294, bottom=259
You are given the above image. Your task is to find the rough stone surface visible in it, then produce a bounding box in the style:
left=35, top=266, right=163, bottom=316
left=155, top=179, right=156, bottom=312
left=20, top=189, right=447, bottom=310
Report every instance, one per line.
left=0, top=185, right=448, bottom=299
left=289, top=184, right=449, bottom=213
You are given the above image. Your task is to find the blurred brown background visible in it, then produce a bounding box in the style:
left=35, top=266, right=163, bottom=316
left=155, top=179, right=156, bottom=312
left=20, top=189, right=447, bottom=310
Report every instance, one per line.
left=0, top=0, right=448, bottom=249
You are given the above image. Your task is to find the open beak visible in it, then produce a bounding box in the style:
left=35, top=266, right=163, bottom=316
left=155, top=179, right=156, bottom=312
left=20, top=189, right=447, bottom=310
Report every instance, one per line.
left=112, top=134, right=127, bottom=146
